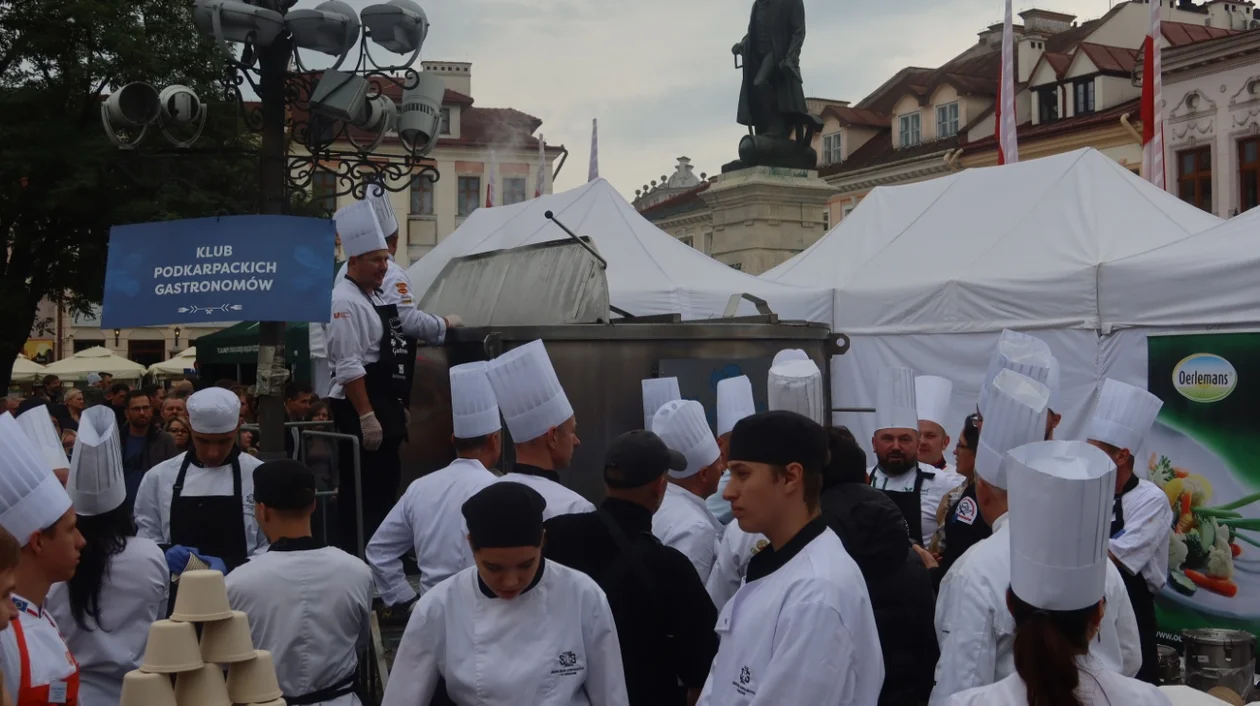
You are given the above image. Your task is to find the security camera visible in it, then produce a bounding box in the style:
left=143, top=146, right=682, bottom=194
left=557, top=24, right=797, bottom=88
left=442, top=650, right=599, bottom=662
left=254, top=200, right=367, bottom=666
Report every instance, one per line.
left=398, top=71, right=446, bottom=156
left=286, top=1, right=362, bottom=66
left=362, top=0, right=429, bottom=55
left=101, top=82, right=161, bottom=149
left=192, top=0, right=285, bottom=48
left=159, top=86, right=202, bottom=124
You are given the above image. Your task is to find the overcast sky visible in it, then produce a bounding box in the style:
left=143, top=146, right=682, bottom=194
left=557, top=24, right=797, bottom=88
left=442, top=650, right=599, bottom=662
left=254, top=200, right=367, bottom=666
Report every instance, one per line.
left=341, top=0, right=1115, bottom=195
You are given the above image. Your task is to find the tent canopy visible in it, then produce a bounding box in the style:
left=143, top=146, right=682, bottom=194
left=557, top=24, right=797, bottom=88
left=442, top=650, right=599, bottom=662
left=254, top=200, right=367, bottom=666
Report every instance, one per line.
left=147, top=347, right=197, bottom=378
left=9, top=355, right=46, bottom=384
left=762, top=148, right=1222, bottom=335
left=196, top=322, right=309, bottom=365
left=406, top=178, right=830, bottom=323
left=43, top=346, right=146, bottom=382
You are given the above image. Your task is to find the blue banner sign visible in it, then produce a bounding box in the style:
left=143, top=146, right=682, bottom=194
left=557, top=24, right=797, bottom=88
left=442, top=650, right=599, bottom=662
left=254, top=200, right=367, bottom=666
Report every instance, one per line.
left=102, top=215, right=335, bottom=328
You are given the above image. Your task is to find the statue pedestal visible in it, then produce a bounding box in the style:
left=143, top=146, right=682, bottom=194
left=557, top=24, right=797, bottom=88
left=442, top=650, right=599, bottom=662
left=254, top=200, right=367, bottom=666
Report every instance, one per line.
left=699, top=166, right=837, bottom=275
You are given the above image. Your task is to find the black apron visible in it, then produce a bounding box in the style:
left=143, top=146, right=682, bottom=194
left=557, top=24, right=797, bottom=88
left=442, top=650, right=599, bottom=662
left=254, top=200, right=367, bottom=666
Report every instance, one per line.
left=871, top=466, right=933, bottom=547
left=1112, top=474, right=1160, bottom=684
left=939, top=482, right=992, bottom=577
left=169, top=450, right=250, bottom=572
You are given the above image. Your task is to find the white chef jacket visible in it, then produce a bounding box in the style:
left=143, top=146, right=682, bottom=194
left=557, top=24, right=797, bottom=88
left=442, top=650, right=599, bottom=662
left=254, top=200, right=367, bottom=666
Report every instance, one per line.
left=326, top=264, right=446, bottom=400
left=869, top=462, right=965, bottom=546
left=0, top=594, right=78, bottom=705
left=382, top=561, right=628, bottom=706
left=134, top=451, right=271, bottom=556
left=227, top=543, right=373, bottom=706
left=705, top=522, right=770, bottom=611
left=930, top=515, right=1142, bottom=706
left=1111, top=478, right=1173, bottom=594
left=707, top=470, right=734, bottom=525
left=652, top=484, right=723, bottom=583
left=366, top=458, right=498, bottom=606
left=46, top=537, right=169, bottom=706
left=496, top=473, right=594, bottom=521
left=698, top=524, right=883, bottom=706
left=944, top=655, right=1172, bottom=706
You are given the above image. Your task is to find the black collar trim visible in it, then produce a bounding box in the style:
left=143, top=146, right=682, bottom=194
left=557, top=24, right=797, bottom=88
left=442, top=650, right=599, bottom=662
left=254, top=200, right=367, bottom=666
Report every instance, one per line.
left=746, top=517, right=827, bottom=582
left=477, top=556, right=546, bottom=599
left=187, top=446, right=241, bottom=469
left=511, top=464, right=560, bottom=483
left=269, top=536, right=322, bottom=552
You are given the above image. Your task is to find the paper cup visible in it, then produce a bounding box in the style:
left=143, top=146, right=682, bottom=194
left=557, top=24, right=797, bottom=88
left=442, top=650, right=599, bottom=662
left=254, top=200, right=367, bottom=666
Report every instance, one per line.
left=226, top=650, right=283, bottom=703
left=201, top=611, right=256, bottom=664
left=120, top=670, right=176, bottom=706
left=173, top=553, right=210, bottom=583
left=171, top=569, right=233, bottom=622
left=174, top=664, right=231, bottom=706
left=139, top=620, right=204, bottom=674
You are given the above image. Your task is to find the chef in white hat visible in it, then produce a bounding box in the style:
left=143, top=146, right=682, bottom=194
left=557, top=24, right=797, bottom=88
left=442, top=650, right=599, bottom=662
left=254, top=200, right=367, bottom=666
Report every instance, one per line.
left=915, top=376, right=955, bottom=473
left=46, top=407, right=168, bottom=706
left=366, top=362, right=501, bottom=614
left=135, top=387, right=268, bottom=574
left=704, top=376, right=767, bottom=608
left=650, top=400, right=725, bottom=582
left=943, top=440, right=1169, bottom=706
left=930, top=373, right=1141, bottom=705
left=706, top=375, right=756, bottom=526
left=14, top=405, right=70, bottom=487
left=641, top=377, right=681, bottom=430
left=976, top=330, right=1055, bottom=420
left=1084, top=378, right=1170, bottom=685
left=485, top=340, right=594, bottom=520
left=767, top=359, right=825, bottom=424
left=0, top=414, right=83, bottom=706
left=869, top=366, right=964, bottom=547
left=771, top=348, right=810, bottom=367
left=326, top=198, right=458, bottom=553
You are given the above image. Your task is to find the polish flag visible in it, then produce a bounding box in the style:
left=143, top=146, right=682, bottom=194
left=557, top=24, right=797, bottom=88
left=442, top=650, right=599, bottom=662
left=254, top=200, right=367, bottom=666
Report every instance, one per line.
left=1141, top=0, right=1165, bottom=189
left=996, top=0, right=1019, bottom=165
left=535, top=134, right=547, bottom=198
left=486, top=150, right=498, bottom=208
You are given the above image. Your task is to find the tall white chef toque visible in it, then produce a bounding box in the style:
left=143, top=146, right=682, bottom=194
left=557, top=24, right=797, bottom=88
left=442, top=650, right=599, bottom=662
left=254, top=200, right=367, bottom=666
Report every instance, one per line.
left=365, top=183, right=399, bottom=239
left=716, top=376, right=755, bottom=438
left=1084, top=378, right=1164, bottom=453
left=450, top=361, right=502, bottom=439
left=772, top=349, right=810, bottom=367
left=768, top=359, right=825, bottom=425
left=67, top=406, right=126, bottom=516
left=875, top=366, right=918, bottom=432
left=1046, top=357, right=1062, bottom=412
left=0, top=414, right=72, bottom=545
left=641, top=378, right=681, bottom=430
left=915, top=376, right=953, bottom=429
left=1007, top=440, right=1116, bottom=611
left=975, top=369, right=1051, bottom=490
left=15, top=404, right=69, bottom=473
left=187, top=387, right=242, bottom=435
left=978, top=329, right=1055, bottom=417
left=652, top=400, right=720, bottom=480
left=335, top=199, right=388, bottom=257
left=485, top=340, right=574, bottom=443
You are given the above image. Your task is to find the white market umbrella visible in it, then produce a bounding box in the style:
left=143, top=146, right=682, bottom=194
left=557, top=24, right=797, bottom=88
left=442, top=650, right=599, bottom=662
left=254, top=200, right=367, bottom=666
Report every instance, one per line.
left=147, top=347, right=197, bottom=379
left=9, top=354, right=46, bottom=383
left=43, top=346, right=146, bottom=382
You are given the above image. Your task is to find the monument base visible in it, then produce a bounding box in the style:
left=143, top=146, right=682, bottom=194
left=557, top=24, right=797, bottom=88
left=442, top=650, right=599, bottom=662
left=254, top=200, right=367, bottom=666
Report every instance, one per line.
left=700, top=166, right=838, bottom=275
left=722, top=135, right=818, bottom=173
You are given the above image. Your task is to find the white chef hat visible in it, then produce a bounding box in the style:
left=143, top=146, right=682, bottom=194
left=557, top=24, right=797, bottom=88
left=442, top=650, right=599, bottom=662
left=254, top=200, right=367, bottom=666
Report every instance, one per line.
left=15, top=404, right=69, bottom=472
left=0, top=414, right=72, bottom=545
left=67, top=407, right=126, bottom=517
left=716, top=376, right=755, bottom=438
left=1007, top=440, right=1116, bottom=611
left=915, top=376, right=953, bottom=429
left=652, top=400, right=720, bottom=479
left=875, top=366, right=918, bottom=432
left=187, top=387, right=242, bottom=434
left=485, top=340, right=574, bottom=443
left=335, top=200, right=388, bottom=257
left=976, top=369, right=1051, bottom=490
left=978, top=330, right=1055, bottom=417
left=768, top=359, right=824, bottom=425
left=450, top=362, right=501, bottom=439
left=1084, top=378, right=1163, bottom=452
left=642, top=378, right=681, bottom=430
left=772, top=349, right=810, bottom=367
left=365, top=183, right=399, bottom=239
left=1046, top=357, right=1062, bottom=411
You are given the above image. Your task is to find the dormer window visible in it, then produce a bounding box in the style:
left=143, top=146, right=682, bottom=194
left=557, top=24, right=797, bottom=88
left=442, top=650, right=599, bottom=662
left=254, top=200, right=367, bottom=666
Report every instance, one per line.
left=821, top=133, right=842, bottom=165
left=936, top=102, right=959, bottom=139
left=1037, top=87, right=1059, bottom=123
left=1074, top=80, right=1095, bottom=115
left=899, top=113, right=921, bottom=148
left=439, top=108, right=451, bottom=136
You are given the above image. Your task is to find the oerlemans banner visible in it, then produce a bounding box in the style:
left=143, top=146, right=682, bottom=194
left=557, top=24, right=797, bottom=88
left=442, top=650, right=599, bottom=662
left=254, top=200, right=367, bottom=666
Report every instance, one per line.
left=102, top=215, right=335, bottom=328
left=1147, top=332, right=1260, bottom=645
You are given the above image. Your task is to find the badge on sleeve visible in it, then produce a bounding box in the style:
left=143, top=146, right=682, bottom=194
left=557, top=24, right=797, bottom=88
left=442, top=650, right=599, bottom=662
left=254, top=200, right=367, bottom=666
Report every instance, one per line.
left=955, top=497, right=978, bottom=526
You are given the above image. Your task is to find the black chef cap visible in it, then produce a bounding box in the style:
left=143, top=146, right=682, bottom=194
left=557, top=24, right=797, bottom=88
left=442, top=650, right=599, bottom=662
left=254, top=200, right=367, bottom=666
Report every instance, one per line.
left=462, top=482, right=547, bottom=549
left=15, top=397, right=49, bottom=417
left=729, top=411, right=828, bottom=476
left=604, top=430, right=687, bottom=489
left=253, top=460, right=317, bottom=510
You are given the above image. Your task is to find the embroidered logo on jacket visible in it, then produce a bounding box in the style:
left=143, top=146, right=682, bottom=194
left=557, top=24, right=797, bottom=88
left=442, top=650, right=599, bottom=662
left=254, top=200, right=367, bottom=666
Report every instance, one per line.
left=955, top=497, right=978, bottom=526
left=551, top=651, right=583, bottom=677
left=733, top=665, right=756, bottom=696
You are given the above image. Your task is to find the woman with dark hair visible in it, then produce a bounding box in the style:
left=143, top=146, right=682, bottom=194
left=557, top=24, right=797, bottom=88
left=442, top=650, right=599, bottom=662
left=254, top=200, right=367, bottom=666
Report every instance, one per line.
left=165, top=416, right=191, bottom=453
left=928, top=414, right=987, bottom=583
left=46, top=407, right=169, bottom=706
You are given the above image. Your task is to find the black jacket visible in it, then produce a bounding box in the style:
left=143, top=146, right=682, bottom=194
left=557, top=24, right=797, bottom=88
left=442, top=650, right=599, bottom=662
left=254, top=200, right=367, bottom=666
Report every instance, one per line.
left=820, top=482, right=939, bottom=706
left=543, top=498, right=718, bottom=706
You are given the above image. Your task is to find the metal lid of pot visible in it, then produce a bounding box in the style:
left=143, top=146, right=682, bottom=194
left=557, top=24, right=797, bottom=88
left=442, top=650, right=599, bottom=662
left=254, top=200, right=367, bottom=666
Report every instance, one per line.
left=1182, top=628, right=1257, bottom=646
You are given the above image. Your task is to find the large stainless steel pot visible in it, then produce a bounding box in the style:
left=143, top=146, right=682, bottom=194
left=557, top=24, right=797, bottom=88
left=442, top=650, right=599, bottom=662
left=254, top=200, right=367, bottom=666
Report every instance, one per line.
left=1183, top=628, right=1256, bottom=698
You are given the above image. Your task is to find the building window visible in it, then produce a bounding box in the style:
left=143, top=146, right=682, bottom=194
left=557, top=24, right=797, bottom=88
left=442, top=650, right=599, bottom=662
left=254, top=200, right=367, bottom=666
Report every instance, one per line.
left=502, top=177, right=527, bottom=205
left=1177, top=147, right=1212, bottom=212
left=822, top=209, right=830, bottom=231
left=821, top=133, right=842, bottom=165
left=1074, top=80, right=1095, bottom=115
left=1037, top=87, right=1059, bottom=123
left=439, top=108, right=451, bottom=136
left=729, top=262, right=743, bottom=271
left=679, top=236, right=693, bottom=248
left=899, top=113, right=921, bottom=148
left=127, top=340, right=166, bottom=370
left=842, top=204, right=856, bottom=219
left=457, top=176, right=481, bottom=217
left=1240, top=137, right=1260, bottom=212
left=313, top=171, right=337, bottom=215
left=410, top=174, right=434, bottom=215
left=936, top=102, right=959, bottom=138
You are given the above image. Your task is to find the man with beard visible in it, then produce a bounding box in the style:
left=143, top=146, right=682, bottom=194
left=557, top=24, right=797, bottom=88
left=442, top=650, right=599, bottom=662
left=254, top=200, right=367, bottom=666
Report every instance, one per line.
left=868, top=367, right=963, bottom=547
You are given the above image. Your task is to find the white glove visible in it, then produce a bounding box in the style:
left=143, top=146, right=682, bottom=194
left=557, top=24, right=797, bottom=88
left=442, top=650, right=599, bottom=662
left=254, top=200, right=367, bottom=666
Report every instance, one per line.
left=445, top=314, right=464, bottom=329
left=360, top=411, right=383, bottom=451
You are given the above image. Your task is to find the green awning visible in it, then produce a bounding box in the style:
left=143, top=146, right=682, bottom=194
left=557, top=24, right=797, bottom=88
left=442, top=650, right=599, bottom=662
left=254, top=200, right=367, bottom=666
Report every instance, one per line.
left=196, top=322, right=310, bottom=366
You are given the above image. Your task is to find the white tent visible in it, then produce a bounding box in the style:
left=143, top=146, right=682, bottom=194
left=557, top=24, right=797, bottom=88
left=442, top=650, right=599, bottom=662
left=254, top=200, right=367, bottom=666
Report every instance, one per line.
left=406, top=178, right=830, bottom=322
left=43, top=346, right=147, bottom=382
left=761, top=148, right=1222, bottom=445
left=147, top=347, right=197, bottom=379
left=9, top=355, right=46, bottom=383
